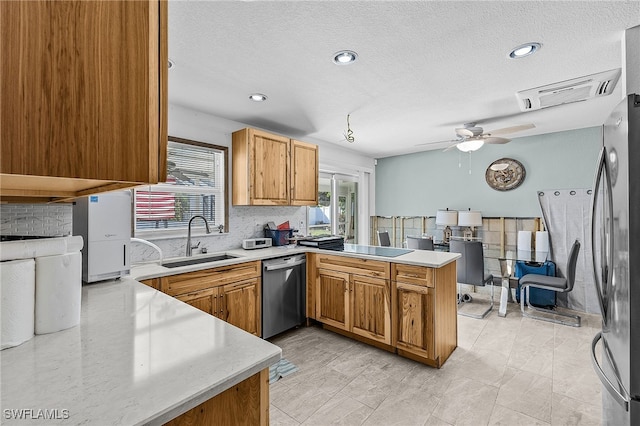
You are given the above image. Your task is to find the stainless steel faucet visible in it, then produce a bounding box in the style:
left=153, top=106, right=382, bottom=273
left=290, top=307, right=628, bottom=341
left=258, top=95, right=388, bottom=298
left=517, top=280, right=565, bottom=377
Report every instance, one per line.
left=186, top=215, right=211, bottom=256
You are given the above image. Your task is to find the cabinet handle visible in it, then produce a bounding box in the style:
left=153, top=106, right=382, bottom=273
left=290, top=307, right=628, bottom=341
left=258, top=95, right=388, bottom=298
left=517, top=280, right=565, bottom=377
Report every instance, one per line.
left=404, top=273, right=419, bottom=278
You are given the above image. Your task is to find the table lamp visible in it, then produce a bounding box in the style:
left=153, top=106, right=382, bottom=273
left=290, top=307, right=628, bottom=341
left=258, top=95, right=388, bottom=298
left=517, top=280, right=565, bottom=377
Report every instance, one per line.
left=458, top=209, right=483, bottom=240
left=435, top=209, right=458, bottom=243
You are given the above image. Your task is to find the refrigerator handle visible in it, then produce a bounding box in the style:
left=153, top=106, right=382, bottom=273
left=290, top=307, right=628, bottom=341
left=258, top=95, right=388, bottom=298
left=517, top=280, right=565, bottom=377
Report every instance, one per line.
left=590, top=147, right=608, bottom=320
left=591, top=332, right=630, bottom=411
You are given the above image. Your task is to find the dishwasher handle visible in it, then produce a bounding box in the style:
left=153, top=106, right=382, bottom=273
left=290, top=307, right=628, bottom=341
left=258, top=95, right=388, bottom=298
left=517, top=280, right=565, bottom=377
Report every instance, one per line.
left=264, top=258, right=306, bottom=271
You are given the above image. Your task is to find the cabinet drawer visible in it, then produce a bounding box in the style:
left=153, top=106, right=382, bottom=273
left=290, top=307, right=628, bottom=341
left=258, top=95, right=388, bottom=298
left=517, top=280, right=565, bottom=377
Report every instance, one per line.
left=163, top=261, right=261, bottom=296
left=392, top=263, right=435, bottom=288
left=315, top=253, right=389, bottom=279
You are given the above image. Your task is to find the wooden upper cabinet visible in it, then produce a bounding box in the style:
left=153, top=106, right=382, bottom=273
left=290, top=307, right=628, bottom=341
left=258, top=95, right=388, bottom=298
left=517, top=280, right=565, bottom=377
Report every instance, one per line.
left=232, top=128, right=318, bottom=206
left=290, top=140, right=319, bottom=206
left=0, top=0, right=168, bottom=202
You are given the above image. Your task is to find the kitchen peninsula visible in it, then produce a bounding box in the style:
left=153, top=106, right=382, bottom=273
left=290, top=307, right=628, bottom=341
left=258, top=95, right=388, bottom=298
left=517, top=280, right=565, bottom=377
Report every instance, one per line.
left=1, top=278, right=281, bottom=425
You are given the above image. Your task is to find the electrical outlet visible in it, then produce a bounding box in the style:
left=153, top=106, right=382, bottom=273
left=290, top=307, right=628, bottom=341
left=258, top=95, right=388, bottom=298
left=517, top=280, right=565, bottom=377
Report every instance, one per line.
left=299, top=220, right=305, bottom=229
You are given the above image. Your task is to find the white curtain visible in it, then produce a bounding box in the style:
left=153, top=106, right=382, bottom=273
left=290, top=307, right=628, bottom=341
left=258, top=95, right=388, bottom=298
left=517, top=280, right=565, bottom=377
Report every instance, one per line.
left=537, top=188, right=599, bottom=313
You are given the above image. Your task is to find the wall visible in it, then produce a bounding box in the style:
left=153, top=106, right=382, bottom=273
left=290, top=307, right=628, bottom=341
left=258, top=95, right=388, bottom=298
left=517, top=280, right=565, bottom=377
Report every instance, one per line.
left=135, top=104, right=376, bottom=262
left=375, top=127, right=602, bottom=217
left=0, top=204, right=72, bottom=237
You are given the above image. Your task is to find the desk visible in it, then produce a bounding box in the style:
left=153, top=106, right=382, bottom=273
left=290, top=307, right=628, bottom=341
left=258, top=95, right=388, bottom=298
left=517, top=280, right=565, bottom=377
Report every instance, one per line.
left=483, top=246, right=549, bottom=317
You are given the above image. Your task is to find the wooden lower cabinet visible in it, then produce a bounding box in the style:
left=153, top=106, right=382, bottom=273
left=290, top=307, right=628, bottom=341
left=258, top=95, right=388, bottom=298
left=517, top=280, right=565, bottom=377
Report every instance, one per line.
left=313, top=254, right=391, bottom=346
left=391, top=262, right=457, bottom=368
left=164, top=368, right=269, bottom=426
left=309, top=253, right=458, bottom=368
left=140, top=261, right=261, bottom=336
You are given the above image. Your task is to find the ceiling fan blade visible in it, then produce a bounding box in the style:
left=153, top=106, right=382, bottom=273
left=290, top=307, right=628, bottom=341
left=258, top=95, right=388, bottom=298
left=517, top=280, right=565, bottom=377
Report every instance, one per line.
left=488, top=123, right=535, bottom=136
left=415, top=138, right=457, bottom=146
left=484, top=136, right=511, bottom=144
left=442, top=143, right=459, bottom=152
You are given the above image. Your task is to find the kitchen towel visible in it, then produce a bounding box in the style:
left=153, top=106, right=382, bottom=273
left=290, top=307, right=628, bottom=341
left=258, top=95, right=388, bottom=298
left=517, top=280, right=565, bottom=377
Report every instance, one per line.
left=517, top=231, right=532, bottom=251
left=1, top=258, right=36, bottom=350
left=35, top=252, right=82, bottom=335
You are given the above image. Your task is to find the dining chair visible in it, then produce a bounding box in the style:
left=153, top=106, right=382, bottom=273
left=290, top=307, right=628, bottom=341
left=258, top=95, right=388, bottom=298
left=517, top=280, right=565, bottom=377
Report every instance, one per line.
left=406, top=236, right=434, bottom=250
left=519, top=239, right=581, bottom=327
left=377, top=231, right=391, bottom=247
left=450, top=240, right=494, bottom=319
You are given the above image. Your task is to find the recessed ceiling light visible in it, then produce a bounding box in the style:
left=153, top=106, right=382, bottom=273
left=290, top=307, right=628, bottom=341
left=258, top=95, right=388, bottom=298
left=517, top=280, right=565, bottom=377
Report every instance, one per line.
left=249, top=93, right=268, bottom=102
left=509, top=42, right=541, bottom=59
left=168, top=59, right=174, bottom=69
left=333, top=50, right=358, bottom=65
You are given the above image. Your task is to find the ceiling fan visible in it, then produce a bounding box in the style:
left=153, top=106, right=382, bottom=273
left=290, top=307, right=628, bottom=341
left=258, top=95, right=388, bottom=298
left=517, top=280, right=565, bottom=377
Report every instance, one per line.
left=418, top=122, right=535, bottom=152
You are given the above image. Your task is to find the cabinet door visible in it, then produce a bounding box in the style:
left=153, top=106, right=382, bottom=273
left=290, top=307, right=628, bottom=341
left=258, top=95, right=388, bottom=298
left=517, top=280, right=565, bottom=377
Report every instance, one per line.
left=1, top=0, right=166, bottom=184
left=249, top=130, right=290, bottom=205
left=315, top=269, right=350, bottom=331
left=290, top=140, right=318, bottom=206
left=177, top=288, right=215, bottom=316
left=351, top=275, right=391, bottom=345
left=220, top=278, right=261, bottom=336
left=393, top=281, right=435, bottom=360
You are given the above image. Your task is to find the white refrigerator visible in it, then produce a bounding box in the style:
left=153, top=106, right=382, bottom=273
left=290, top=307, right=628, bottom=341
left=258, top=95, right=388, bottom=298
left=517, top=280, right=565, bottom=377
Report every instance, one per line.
left=73, top=191, right=131, bottom=283
left=590, top=93, right=640, bottom=425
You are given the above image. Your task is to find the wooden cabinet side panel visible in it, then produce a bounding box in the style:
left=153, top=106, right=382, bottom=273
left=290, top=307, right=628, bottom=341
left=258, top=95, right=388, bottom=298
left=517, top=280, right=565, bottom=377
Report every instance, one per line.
left=306, top=253, right=317, bottom=319
left=315, top=269, right=350, bottom=330
left=164, top=369, right=267, bottom=426
left=290, top=140, right=318, bottom=206
left=351, top=275, right=390, bottom=345
left=232, top=129, right=250, bottom=205
left=433, top=261, right=458, bottom=363
left=1, top=1, right=157, bottom=182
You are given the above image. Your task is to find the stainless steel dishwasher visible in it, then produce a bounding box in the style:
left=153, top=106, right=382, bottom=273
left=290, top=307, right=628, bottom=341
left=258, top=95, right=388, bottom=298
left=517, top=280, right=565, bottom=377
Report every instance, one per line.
left=261, top=254, right=306, bottom=339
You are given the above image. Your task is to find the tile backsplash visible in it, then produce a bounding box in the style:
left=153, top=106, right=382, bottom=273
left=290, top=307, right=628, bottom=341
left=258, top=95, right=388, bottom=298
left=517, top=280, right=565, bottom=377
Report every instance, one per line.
left=0, top=204, right=73, bottom=236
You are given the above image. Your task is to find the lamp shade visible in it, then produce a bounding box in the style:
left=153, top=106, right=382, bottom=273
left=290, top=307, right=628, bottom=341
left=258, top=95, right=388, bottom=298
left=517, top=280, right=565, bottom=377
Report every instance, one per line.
left=435, top=210, right=458, bottom=226
left=457, top=210, right=483, bottom=227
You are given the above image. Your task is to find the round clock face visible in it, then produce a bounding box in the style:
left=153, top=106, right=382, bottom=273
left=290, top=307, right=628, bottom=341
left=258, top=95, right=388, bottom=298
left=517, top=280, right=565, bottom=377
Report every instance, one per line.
left=485, top=158, right=526, bottom=191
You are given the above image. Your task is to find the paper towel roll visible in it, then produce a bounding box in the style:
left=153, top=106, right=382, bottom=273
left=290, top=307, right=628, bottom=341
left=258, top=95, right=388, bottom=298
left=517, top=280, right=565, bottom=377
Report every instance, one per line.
left=65, top=235, right=84, bottom=253
left=1, top=259, right=35, bottom=350
left=536, top=231, right=550, bottom=253
left=0, top=238, right=67, bottom=261
left=517, top=231, right=532, bottom=251
left=35, top=252, right=82, bottom=335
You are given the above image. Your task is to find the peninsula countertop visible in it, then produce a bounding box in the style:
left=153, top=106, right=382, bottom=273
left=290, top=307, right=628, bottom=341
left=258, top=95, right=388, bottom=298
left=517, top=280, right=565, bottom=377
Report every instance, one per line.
left=131, top=244, right=461, bottom=281
left=0, top=278, right=281, bottom=425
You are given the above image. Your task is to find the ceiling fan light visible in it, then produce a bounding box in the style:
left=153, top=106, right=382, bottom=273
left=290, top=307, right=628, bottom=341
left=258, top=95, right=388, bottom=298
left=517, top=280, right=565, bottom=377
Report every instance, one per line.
left=509, top=42, right=541, bottom=59
left=457, top=140, right=484, bottom=152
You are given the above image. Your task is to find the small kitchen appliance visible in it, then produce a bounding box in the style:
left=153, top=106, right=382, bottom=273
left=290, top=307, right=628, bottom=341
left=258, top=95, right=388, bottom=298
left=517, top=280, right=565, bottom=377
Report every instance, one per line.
left=242, top=238, right=272, bottom=250
left=73, top=191, right=131, bottom=283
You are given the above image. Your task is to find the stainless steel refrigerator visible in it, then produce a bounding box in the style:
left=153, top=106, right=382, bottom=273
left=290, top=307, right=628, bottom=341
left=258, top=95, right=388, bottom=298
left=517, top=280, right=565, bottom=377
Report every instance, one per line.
left=590, top=93, right=640, bottom=425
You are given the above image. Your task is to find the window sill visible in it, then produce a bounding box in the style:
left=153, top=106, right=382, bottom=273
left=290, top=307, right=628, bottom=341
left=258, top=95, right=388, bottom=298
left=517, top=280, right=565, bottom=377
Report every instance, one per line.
left=135, top=229, right=228, bottom=241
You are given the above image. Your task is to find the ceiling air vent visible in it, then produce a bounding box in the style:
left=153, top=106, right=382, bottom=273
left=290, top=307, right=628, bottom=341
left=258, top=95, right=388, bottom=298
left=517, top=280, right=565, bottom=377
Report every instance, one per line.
left=516, top=68, right=621, bottom=111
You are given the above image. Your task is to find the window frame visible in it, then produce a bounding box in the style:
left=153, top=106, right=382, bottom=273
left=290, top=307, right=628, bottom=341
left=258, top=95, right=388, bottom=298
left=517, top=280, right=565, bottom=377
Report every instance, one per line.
left=133, top=136, right=229, bottom=239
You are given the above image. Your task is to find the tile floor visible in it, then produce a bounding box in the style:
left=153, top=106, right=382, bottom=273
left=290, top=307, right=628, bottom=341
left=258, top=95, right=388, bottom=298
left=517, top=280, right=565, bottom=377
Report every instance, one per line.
left=268, top=302, right=603, bottom=426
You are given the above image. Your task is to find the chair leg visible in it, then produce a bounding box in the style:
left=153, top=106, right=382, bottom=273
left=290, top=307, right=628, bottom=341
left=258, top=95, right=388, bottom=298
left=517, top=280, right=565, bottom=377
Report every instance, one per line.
left=457, top=282, right=493, bottom=319
left=520, top=285, right=581, bottom=327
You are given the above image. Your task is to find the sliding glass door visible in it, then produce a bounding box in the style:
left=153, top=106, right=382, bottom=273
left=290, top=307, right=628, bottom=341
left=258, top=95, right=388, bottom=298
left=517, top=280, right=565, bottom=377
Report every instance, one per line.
left=308, top=173, right=358, bottom=243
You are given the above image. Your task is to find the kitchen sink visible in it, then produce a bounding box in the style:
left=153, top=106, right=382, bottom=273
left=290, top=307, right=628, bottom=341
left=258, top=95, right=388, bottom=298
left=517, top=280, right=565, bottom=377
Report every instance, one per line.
left=162, top=253, right=241, bottom=268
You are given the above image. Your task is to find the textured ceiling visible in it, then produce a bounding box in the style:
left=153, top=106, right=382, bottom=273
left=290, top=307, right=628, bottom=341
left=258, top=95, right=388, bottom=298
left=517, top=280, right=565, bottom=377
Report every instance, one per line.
left=168, top=1, right=640, bottom=158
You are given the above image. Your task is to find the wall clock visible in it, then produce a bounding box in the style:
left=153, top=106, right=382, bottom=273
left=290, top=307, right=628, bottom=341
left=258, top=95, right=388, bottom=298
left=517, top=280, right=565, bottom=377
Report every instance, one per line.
left=485, top=158, right=526, bottom=191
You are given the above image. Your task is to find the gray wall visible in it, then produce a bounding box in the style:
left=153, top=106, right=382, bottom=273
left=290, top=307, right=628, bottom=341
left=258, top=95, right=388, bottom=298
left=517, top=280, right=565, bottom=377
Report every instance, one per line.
left=375, top=127, right=602, bottom=217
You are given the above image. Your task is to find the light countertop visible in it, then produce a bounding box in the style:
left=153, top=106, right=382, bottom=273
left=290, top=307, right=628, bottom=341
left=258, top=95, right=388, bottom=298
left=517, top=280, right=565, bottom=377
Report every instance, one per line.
left=0, top=278, right=281, bottom=425
left=132, top=244, right=460, bottom=281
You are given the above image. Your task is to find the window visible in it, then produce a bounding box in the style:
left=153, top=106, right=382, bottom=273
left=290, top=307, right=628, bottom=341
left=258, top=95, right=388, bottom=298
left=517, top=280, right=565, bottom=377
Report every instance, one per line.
left=134, top=136, right=228, bottom=235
